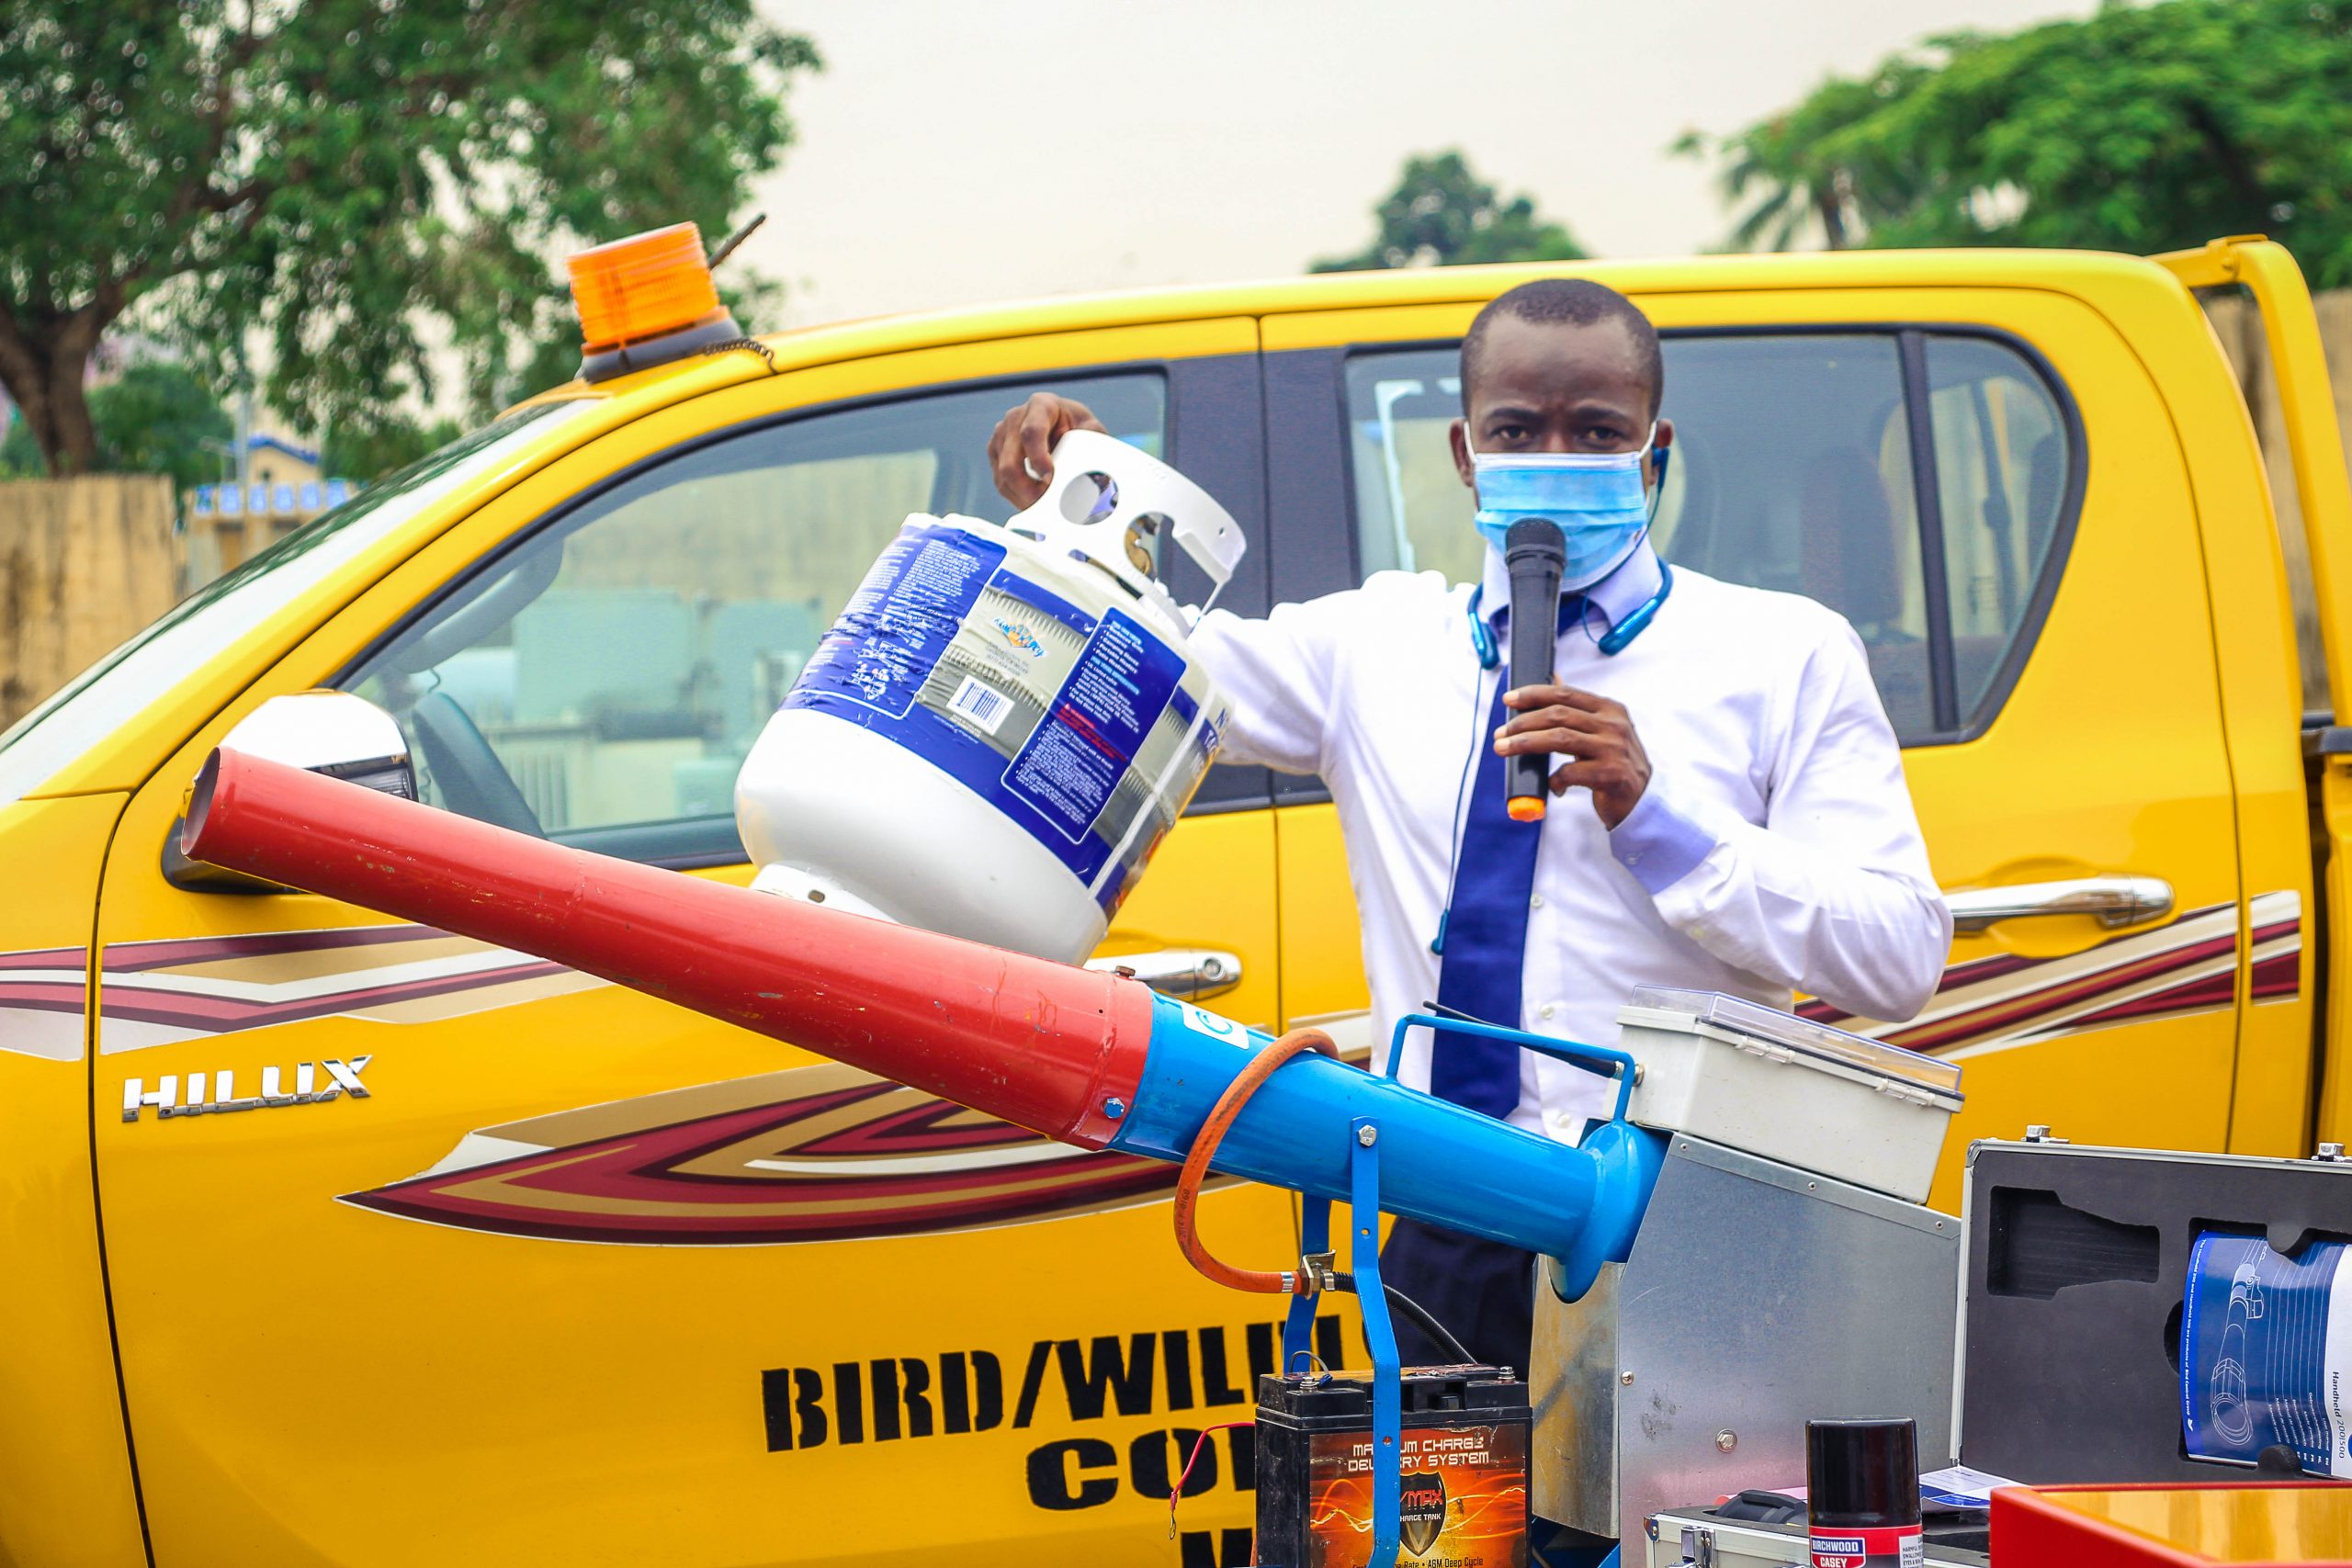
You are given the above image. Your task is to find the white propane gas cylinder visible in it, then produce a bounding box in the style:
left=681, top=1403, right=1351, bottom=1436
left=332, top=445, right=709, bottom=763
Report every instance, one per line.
left=735, top=431, right=1245, bottom=964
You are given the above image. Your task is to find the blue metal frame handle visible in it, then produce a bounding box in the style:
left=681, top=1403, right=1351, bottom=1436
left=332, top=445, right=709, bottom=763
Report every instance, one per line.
left=1281, top=1137, right=1401, bottom=1567
left=1351, top=1117, right=1401, bottom=1568
left=1389, top=1011, right=1639, bottom=1127
left=1283, top=1195, right=1330, bottom=1372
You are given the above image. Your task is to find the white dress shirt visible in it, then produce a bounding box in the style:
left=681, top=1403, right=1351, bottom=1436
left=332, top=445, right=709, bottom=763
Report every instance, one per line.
left=1190, top=542, right=1952, bottom=1140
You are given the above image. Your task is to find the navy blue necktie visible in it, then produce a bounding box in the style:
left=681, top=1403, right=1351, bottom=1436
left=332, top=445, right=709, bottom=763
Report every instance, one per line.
left=1429, top=597, right=1579, bottom=1118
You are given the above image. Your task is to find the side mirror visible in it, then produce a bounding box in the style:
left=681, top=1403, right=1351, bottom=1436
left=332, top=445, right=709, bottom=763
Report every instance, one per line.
left=164, top=691, right=416, bottom=892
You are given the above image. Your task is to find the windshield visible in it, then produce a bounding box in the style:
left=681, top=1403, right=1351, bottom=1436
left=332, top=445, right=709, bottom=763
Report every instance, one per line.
left=0, top=400, right=597, bottom=807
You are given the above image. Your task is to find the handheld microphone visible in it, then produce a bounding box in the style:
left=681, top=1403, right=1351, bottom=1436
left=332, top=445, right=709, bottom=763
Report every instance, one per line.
left=1503, top=517, right=1566, bottom=822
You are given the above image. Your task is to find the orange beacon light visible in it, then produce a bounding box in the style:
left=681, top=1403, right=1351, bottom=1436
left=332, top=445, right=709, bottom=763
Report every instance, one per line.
left=564, top=222, right=741, bottom=382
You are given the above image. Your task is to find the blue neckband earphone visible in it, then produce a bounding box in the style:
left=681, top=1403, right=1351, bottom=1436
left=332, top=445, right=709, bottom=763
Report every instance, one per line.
left=1467, top=559, right=1673, bottom=666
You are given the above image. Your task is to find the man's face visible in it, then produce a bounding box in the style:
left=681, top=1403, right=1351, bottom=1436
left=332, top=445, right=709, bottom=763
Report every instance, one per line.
left=1448, top=313, right=1672, bottom=489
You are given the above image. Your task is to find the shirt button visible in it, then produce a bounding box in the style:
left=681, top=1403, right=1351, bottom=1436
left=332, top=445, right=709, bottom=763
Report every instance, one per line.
left=1530, top=894, right=1544, bottom=909
left=1538, top=1004, right=1556, bottom=1021
left=1548, top=1111, right=1575, bottom=1132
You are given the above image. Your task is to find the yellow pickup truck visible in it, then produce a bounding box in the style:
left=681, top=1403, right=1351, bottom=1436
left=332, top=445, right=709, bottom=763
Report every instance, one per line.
left=0, top=234, right=2344, bottom=1568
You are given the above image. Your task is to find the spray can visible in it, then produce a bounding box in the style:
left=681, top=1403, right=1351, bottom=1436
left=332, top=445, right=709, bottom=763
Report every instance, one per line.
left=1804, top=1417, right=1920, bottom=1568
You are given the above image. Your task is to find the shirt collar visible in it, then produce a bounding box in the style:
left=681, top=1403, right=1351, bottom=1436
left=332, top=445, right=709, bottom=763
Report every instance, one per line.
left=1477, top=538, right=1664, bottom=635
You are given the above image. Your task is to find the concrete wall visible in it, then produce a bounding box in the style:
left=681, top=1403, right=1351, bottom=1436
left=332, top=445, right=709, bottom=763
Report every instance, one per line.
left=0, top=476, right=181, bottom=730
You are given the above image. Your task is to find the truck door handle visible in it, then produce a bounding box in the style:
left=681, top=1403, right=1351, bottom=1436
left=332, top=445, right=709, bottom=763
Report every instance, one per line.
left=1086, top=948, right=1243, bottom=1001
left=1945, top=874, right=2176, bottom=933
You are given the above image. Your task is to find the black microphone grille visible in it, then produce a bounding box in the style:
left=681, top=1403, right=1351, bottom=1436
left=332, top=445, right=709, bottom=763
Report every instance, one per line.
left=1504, top=516, right=1566, bottom=564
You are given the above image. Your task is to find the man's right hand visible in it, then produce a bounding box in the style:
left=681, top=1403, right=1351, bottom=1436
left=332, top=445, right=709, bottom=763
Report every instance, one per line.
left=988, top=392, right=1107, bottom=507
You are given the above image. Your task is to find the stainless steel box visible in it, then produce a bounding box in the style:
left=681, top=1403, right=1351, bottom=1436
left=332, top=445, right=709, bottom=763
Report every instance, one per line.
left=1532, top=1133, right=1962, bottom=1544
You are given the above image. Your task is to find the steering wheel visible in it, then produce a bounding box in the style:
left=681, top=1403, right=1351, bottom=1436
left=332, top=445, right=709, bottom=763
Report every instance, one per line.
left=409, top=690, right=545, bottom=839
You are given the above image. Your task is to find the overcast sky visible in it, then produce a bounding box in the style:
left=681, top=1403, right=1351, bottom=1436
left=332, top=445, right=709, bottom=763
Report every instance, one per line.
left=739, top=0, right=2093, bottom=329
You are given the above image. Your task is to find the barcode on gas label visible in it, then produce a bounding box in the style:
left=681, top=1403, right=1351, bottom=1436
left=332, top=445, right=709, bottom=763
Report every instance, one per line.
left=946, top=675, right=1013, bottom=735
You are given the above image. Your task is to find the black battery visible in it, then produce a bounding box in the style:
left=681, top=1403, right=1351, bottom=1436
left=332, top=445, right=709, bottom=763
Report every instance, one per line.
left=1254, top=1364, right=1530, bottom=1568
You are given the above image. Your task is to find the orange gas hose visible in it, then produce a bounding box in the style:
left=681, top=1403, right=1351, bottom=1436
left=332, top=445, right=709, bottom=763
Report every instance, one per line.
left=1171, top=1026, right=1343, bottom=1294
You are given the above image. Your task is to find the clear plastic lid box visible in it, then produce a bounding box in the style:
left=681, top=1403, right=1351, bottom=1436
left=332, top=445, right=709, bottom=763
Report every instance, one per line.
left=1615, top=986, right=1964, bottom=1203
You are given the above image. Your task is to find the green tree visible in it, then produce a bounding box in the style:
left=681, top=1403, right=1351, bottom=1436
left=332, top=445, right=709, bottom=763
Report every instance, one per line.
left=1, top=360, right=231, bottom=490
left=1313, top=151, right=1586, bottom=272
left=0, top=3, right=819, bottom=475
left=0, top=410, right=37, bottom=477
left=1681, top=0, right=2352, bottom=283
left=1671, top=66, right=1935, bottom=252
left=89, top=361, right=233, bottom=491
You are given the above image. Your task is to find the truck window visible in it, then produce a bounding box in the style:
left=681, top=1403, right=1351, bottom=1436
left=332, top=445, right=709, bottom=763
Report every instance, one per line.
left=1342, top=332, right=2077, bottom=743
left=344, top=374, right=1167, bottom=863
left=1923, top=335, right=2071, bottom=723
left=0, top=400, right=596, bottom=809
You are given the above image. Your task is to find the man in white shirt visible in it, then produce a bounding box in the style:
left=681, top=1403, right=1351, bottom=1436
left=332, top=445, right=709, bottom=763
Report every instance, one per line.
left=988, top=279, right=1951, bottom=1374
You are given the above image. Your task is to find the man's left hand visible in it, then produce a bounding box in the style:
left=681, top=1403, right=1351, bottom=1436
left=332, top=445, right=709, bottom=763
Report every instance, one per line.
left=1495, top=685, right=1651, bottom=828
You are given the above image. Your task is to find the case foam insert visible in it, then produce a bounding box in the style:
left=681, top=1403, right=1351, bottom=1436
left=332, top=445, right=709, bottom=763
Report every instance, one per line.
left=1960, top=1140, right=2352, bottom=1482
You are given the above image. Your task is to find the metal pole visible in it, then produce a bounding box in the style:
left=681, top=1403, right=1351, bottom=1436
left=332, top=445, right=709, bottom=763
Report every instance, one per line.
left=236, top=382, right=254, bottom=493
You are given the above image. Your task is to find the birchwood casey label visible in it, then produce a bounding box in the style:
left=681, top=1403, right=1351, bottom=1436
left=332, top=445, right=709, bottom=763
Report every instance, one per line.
left=1810, top=1524, right=1923, bottom=1568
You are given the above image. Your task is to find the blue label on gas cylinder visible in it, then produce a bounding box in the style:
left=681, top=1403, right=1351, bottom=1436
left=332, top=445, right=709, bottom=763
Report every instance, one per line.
left=789, top=522, right=1007, bottom=718
left=2180, top=1231, right=2352, bottom=1476
left=780, top=520, right=1218, bottom=917
left=1004, top=608, right=1184, bottom=843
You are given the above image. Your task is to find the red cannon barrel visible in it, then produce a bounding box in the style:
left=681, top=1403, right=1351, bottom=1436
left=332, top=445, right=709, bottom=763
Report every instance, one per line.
left=180, top=748, right=1150, bottom=1149
left=186, top=745, right=1662, bottom=1284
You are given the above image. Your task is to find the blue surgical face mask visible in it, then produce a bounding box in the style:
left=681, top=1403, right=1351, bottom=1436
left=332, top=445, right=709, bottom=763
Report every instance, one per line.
left=1468, top=425, right=1658, bottom=588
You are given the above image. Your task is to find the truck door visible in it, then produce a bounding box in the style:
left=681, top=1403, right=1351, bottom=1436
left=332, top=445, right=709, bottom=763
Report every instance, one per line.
left=1261, top=287, right=2244, bottom=1212
left=90, top=325, right=1298, bottom=1566
left=2158, top=237, right=2352, bottom=1151
left=0, top=790, right=143, bottom=1566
